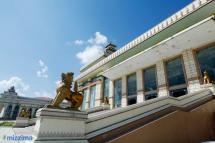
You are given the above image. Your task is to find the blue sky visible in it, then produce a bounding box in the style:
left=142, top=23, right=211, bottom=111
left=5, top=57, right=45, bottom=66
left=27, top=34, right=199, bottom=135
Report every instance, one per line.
left=0, top=0, right=192, bottom=98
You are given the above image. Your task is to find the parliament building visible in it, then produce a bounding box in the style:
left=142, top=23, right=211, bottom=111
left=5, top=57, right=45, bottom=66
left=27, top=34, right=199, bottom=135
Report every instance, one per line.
left=77, top=0, right=215, bottom=111
left=74, top=0, right=215, bottom=142
left=2, top=1, right=215, bottom=143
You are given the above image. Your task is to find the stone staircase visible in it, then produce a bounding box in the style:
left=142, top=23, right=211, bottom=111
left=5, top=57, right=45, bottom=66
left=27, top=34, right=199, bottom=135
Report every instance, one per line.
left=86, top=86, right=215, bottom=143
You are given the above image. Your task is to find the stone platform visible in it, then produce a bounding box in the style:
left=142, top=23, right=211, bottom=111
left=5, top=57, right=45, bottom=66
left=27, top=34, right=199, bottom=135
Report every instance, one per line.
left=34, top=108, right=88, bottom=143
left=14, top=117, right=30, bottom=127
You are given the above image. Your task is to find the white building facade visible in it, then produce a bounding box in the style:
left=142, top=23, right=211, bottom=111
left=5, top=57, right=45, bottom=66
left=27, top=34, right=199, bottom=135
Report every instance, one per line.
left=76, top=0, right=215, bottom=111
left=0, top=87, right=51, bottom=120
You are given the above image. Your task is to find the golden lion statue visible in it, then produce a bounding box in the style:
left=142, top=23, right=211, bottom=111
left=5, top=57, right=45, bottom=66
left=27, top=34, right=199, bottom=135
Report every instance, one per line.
left=19, top=107, right=30, bottom=118
left=203, top=70, right=211, bottom=84
left=48, top=72, right=83, bottom=109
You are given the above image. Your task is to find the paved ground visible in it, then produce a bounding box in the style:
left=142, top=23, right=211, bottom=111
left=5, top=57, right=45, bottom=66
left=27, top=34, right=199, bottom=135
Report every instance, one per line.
left=0, top=126, right=36, bottom=143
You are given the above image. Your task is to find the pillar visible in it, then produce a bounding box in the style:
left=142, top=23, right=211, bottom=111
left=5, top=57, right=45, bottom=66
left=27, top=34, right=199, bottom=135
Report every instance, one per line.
left=0, top=103, right=6, bottom=118
left=0, top=106, right=4, bottom=118
left=95, top=82, right=103, bottom=107
left=121, top=76, right=127, bottom=107
left=2, top=103, right=8, bottom=119
left=109, top=80, right=114, bottom=109
left=182, top=49, right=201, bottom=93
left=156, top=60, right=169, bottom=97
left=136, top=70, right=144, bottom=103
left=18, top=106, right=23, bottom=117
left=85, top=88, right=90, bottom=110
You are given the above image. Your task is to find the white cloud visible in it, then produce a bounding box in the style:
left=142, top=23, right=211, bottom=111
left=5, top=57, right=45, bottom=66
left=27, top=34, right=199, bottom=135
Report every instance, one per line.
left=37, top=59, right=48, bottom=78
left=76, top=45, right=103, bottom=65
left=34, top=91, right=54, bottom=98
left=74, top=40, right=84, bottom=46
left=90, top=32, right=108, bottom=45
left=0, top=77, right=30, bottom=96
left=76, top=32, right=108, bottom=65
left=39, top=60, right=45, bottom=67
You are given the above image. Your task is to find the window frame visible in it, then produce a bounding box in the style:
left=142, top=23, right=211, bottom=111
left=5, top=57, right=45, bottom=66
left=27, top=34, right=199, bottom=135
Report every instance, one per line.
left=193, top=42, right=215, bottom=84
left=126, top=73, right=137, bottom=105
left=113, top=78, right=122, bottom=108
left=164, top=55, right=188, bottom=93
left=102, top=77, right=110, bottom=103
left=142, top=65, right=158, bottom=100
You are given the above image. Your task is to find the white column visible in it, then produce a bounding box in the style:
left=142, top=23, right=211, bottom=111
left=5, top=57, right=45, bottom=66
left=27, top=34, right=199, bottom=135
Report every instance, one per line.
left=136, top=70, right=144, bottom=103
left=0, top=104, right=3, bottom=113
left=85, top=88, right=90, bottom=110
left=31, top=108, right=36, bottom=118
left=0, top=107, right=4, bottom=118
left=95, top=82, right=102, bottom=107
left=18, top=106, right=23, bottom=117
left=109, top=80, right=114, bottom=109
left=121, top=76, right=127, bottom=107
left=0, top=104, right=6, bottom=118
left=156, top=60, right=169, bottom=97
left=182, top=49, right=201, bottom=93
left=2, top=103, right=8, bottom=119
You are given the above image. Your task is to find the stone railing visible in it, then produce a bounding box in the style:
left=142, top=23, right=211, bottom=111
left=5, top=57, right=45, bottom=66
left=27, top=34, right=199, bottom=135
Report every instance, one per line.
left=86, top=88, right=214, bottom=139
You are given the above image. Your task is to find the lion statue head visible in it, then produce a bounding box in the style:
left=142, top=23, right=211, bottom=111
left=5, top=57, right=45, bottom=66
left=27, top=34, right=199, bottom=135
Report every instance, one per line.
left=61, top=72, right=74, bottom=86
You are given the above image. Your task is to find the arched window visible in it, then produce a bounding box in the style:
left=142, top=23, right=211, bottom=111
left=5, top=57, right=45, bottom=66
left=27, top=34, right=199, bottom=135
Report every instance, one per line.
left=11, top=105, right=20, bottom=120
left=5, top=105, right=12, bottom=119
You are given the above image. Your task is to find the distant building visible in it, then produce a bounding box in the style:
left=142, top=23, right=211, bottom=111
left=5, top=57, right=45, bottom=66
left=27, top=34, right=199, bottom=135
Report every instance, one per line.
left=0, top=86, right=52, bottom=120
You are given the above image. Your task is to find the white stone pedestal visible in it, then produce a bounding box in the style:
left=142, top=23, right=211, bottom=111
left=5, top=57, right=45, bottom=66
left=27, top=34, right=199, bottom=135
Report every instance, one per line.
left=14, top=117, right=29, bottom=127
left=34, top=108, right=88, bottom=143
